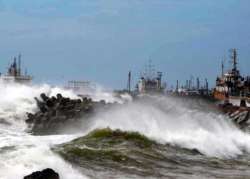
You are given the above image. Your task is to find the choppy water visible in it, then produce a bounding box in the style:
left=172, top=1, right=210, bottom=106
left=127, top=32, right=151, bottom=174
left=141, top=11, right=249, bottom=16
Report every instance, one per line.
left=1, top=83, right=250, bottom=179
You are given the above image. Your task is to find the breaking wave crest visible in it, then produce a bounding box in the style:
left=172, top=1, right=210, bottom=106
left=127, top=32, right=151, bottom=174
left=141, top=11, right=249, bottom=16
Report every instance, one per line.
left=0, top=82, right=79, bottom=129
left=0, top=82, right=87, bottom=179
left=54, top=128, right=188, bottom=178
left=54, top=127, right=250, bottom=178
left=88, top=95, right=250, bottom=158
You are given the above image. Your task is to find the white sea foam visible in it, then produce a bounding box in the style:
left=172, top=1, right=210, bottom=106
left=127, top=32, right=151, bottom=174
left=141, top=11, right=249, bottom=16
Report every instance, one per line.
left=89, top=95, right=250, bottom=158
left=0, top=82, right=79, bottom=128
left=0, top=82, right=87, bottom=179
left=72, top=83, right=132, bottom=103
left=0, top=129, right=86, bottom=179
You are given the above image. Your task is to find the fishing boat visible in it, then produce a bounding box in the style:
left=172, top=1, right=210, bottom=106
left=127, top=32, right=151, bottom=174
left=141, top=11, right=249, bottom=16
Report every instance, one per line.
left=0, top=54, right=32, bottom=84
left=135, top=61, right=165, bottom=94
left=213, top=49, right=250, bottom=106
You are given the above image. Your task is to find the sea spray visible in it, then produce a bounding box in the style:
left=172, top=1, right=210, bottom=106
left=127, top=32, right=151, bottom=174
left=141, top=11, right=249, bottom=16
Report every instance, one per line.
left=54, top=127, right=250, bottom=178
left=0, top=82, right=88, bottom=179
left=0, top=129, right=87, bottom=179
left=68, top=83, right=132, bottom=104
left=87, top=95, right=250, bottom=158
left=0, top=82, right=79, bottom=128
left=53, top=128, right=180, bottom=178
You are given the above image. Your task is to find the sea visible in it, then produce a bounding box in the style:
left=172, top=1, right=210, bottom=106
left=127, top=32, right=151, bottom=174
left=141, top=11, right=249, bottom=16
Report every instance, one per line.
left=1, top=82, right=250, bottom=179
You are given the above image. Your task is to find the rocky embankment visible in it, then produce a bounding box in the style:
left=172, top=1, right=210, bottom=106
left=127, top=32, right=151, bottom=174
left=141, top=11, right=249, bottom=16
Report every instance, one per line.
left=219, top=99, right=250, bottom=130
left=26, top=93, right=115, bottom=135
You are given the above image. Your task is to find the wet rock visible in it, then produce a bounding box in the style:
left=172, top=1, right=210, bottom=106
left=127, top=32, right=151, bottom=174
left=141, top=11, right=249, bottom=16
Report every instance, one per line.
left=25, top=93, right=92, bottom=134
left=24, top=168, right=59, bottom=179
left=25, top=93, right=115, bottom=135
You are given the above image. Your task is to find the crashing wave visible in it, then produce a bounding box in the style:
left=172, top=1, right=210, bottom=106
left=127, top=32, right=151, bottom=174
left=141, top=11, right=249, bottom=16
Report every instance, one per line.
left=53, top=128, right=202, bottom=178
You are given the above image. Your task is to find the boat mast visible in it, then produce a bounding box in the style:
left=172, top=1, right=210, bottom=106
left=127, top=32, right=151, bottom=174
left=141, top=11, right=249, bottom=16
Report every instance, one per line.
left=127, top=71, right=131, bottom=92
left=196, top=77, right=200, bottom=90
left=231, top=48, right=238, bottom=71
left=18, top=53, right=21, bottom=76
left=221, top=60, right=224, bottom=77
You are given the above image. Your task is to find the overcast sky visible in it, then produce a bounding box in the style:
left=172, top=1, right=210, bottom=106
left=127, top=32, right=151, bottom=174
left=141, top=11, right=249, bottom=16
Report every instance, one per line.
left=0, top=0, right=250, bottom=89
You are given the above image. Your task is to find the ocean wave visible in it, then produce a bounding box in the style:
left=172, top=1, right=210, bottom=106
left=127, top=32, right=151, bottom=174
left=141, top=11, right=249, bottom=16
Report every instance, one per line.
left=86, top=95, right=250, bottom=158
left=0, top=82, right=79, bottom=128
left=0, top=83, right=87, bottom=179
left=54, top=128, right=202, bottom=178
left=54, top=127, right=250, bottom=178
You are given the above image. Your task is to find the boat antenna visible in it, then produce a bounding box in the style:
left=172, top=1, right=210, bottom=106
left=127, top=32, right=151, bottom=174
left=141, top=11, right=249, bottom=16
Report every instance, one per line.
left=230, top=48, right=238, bottom=71
left=18, top=53, right=21, bottom=76
left=205, top=78, right=209, bottom=93
left=176, top=80, right=179, bottom=92
left=127, top=71, right=131, bottom=92
left=185, top=80, right=188, bottom=89
left=221, top=60, right=224, bottom=77
left=197, top=77, right=200, bottom=90
left=190, top=75, right=194, bottom=89
left=13, top=57, right=17, bottom=76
